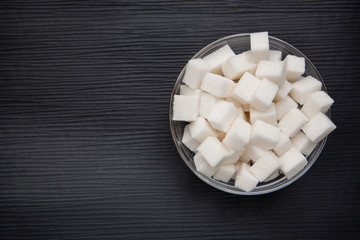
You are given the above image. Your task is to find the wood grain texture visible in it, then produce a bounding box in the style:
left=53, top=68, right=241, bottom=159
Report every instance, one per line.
left=0, top=0, right=359, bottom=239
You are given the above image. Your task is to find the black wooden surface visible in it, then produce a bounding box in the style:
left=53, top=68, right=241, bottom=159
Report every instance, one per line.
left=0, top=1, right=359, bottom=239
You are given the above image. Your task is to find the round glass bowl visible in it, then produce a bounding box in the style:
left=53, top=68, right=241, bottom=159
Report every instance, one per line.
left=169, top=33, right=329, bottom=195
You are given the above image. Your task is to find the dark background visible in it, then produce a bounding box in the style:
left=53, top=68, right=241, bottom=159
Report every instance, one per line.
left=1, top=0, right=359, bottom=239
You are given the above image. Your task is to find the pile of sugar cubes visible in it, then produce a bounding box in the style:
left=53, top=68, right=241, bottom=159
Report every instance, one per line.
left=172, top=32, right=336, bottom=192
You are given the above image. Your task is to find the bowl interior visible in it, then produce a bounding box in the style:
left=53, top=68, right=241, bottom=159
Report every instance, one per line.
left=169, top=33, right=328, bottom=195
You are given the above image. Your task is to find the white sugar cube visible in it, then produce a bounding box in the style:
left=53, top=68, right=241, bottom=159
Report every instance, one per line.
left=235, top=160, right=243, bottom=170
left=264, top=170, right=280, bottom=182
left=284, top=55, right=305, bottom=82
left=203, top=44, right=235, bottom=74
left=278, top=108, right=309, bottom=138
left=231, top=160, right=243, bottom=180
left=240, top=144, right=266, bottom=163
left=290, top=76, right=322, bottom=105
left=243, top=50, right=258, bottom=63
left=274, top=80, right=292, bottom=101
left=182, top=58, right=211, bottom=89
left=250, top=32, right=270, bottom=62
left=172, top=95, right=199, bottom=122
left=208, top=100, right=238, bottom=132
left=291, top=131, right=316, bottom=156
left=236, top=106, right=246, bottom=121
left=225, top=97, right=240, bottom=107
left=249, top=151, right=281, bottom=182
left=249, top=78, right=279, bottom=111
left=223, top=118, right=252, bottom=151
left=221, top=53, right=257, bottom=80
left=200, top=73, right=236, bottom=98
left=199, top=92, right=219, bottom=119
left=273, top=132, right=293, bottom=157
left=235, top=163, right=259, bottom=192
left=213, top=163, right=236, bottom=183
left=182, top=125, right=200, bottom=152
left=250, top=103, right=277, bottom=126
left=301, top=112, right=336, bottom=143
left=194, top=152, right=217, bottom=178
left=250, top=120, right=280, bottom=150
left=245, top=49, right=281, bottom=63
left=255, top=60, right=285, bottom=86
left=222, top=148, right=243, bottom=164
left=275, top=95, right=298, bottom=121
left=197, top=136, right=231, bottom=167
left=231, top=72, right=261, bottom=105
left=269, top=50, right=282, bottom=61
left=280, top=147, right=307, bottom=179
left=180, top=85, right=202, bottom=96
left=188, top=117, right=218, bottom=143
left=301, top=91, right=334, bottom=119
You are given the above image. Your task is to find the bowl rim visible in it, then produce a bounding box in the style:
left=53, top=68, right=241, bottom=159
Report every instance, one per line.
left=169, top=33, right=329, bottom=195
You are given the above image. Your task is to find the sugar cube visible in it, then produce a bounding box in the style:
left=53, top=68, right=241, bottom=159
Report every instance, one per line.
left=273, top=132, right=293, bottom=156
left=255, top=60, right=286, bottom=86
left=182, top=125, right=200, bottom=152
left=269, top=50, right=282, bottom=61
left=200, top=73, right=236, bottom=98
left=213, top=163, right=236, bottom=182
left=221, top=53, right=257, bottom=80
left=231, top=72, right=261, bottom=105
left=199, top=92, right=219, bottom=119
left=275, top=95, right=298, bottom=121
left=180, top=85, right=202, bottom=96
left=301, top=91, right=334, bottom=119
left=250, top=103, right=277, bottom=126
left=278, top=108, right=309, bottom=137
left=250, top=120, right=280, bottom=150
left=222, top=148, right=243, bottom=164
left=249, top=151, right=281, bottom=182
left=243, top=50, right=258, bottom=63
left=250, top=31, right=270, bottom=61
left=225, top=96, right=242, bottom=108
left=223, top=118, right=252, bottom=151
left=208, top=100, right=238, bottom=132
left=188, top=117, right=218, bottom=143
left=301, top=112, right=336, bottom=143
left=235, top=163, right=259, bottom=192
left=172, top=95, right=199, bottom=122
left=197, top=136, right=231, bottom=167
left=274, top=80, right=292, bottom=101
left=280, top=147, right=307, bottom=179
left=248, top=78, right=279, bottom=111
left=291, top=131, right=316, bottom=156
left=284, top=55, right=305, bottom=82
left=245, top=49, right=281, bottom=63
left=236, top=106, right=246, bottom=121
left=290, top=76, right=322, bottom=105
left=264, top=170, right=280, bottom=182
left=240, top=144, right=266, bottom=163
left=194, top=152, right=217, bottom=178
left=182, top=58, right=211, bottom=89
left=203, top=44, right=235, bottom=74
left=231, top=160, right=243, bottom=180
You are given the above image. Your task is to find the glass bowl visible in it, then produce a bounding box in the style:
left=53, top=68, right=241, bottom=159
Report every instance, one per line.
left=169, top=33, right=329, bottom=195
